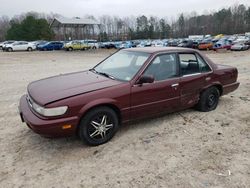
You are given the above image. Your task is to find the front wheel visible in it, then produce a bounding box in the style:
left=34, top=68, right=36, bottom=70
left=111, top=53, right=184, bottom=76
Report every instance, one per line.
left=196, top=87, right=220, bottom=112
left=7, top=47, right=13, bottom=52
left=79, top=107, right=119, bottom=146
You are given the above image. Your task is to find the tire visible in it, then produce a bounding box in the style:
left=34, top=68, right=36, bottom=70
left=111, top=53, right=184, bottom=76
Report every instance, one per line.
left=27, top=47, right=32, bottom=51
left=196, top=87, right=220, bottom=112
left=79, top=107, right=119, bottom=146
left=68, top=47, right=73, bottom=51
left=92, top=46, right=97, bottom=49
left=7, top=47, right=13, bottom=52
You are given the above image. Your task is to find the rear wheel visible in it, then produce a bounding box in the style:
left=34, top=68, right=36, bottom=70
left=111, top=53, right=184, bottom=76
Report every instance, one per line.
left=79, top=107, right=119, bottom=146
left=68, top=47, right=73, bottom=51
left=27, top=47, right=32, bottom=51
left=196, top=87, right=220, bottom=112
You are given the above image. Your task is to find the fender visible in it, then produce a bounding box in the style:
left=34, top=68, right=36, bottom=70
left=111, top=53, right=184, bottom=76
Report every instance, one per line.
left=202, top=81, right=223, bottom=94
left=78, top=98, right=119, bottom=117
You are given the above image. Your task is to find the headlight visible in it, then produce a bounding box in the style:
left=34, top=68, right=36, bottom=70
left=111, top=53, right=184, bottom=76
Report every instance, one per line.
left=27, top=95, right=68, bottom=117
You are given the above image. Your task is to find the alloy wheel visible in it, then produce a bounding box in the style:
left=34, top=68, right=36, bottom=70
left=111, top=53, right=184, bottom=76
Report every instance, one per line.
left=88, top=114, right=114, bottom=139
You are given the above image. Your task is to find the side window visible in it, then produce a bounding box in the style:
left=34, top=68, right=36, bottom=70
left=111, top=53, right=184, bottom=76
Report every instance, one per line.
left=197, top=54, right=211, bottom=72
left=179, top=53, right=199, bottom=75
left=143, top=53, right=178, bottom=81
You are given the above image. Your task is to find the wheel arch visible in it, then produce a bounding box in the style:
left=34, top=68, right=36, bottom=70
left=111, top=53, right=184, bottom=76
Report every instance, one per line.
left=76, top=100, right=122, bottom=134
left=214, top=84, right=223, bottom=96
left=201, top=83, right=223, bottom=96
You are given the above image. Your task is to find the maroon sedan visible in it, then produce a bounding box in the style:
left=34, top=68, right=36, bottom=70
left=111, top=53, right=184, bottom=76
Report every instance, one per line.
left=19, top=47, right=239, bottom=145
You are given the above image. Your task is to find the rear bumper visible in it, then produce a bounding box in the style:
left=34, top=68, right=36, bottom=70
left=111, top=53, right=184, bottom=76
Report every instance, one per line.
left=222, top=82, right=240, bottom=95
left=19, top=95, right=79, bottom=137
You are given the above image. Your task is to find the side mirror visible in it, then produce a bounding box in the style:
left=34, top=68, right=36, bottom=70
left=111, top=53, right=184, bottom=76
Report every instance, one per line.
left=137, top=75, right=155, bottom=85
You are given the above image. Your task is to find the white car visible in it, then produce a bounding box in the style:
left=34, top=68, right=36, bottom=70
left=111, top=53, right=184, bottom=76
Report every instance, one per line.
left=153, top=41, right=165, bottom=47
left=84, top=40, right=99, bottom=49
left=0, top=40, right=15, bottom=50
left=4, top=41, right=36, bottom=52
left=231, top=43, right=249, bottom=51
left=234, top=36, right=249, bottom=44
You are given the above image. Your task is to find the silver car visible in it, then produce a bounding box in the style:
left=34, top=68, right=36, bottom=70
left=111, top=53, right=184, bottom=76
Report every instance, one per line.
left=231, top=43, right=249, bottom=51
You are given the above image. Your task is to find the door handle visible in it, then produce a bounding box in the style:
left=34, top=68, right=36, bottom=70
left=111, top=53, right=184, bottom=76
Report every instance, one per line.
left=171, top=83, right=179, bottom=88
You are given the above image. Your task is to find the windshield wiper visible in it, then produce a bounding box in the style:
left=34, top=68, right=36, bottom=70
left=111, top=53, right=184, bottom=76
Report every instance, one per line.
left=89, top=68, right=97, bottom=73
left=98, top=72, right=115, bottom=80
left=89, top=68, right=115, bottom=80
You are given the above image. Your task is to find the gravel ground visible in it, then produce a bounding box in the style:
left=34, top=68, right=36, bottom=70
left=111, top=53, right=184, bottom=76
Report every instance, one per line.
left=0, top=49, right=249, bottom=188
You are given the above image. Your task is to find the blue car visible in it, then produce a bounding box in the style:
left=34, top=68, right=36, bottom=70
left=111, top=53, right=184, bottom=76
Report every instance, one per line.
left=37, top=41, right=64, bottom=51
left=115, top=41, right=133, bottom=49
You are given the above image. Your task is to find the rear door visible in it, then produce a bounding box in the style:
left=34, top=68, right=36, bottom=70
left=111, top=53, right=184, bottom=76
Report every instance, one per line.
left=130, top=53, right=181, bottom=120
left=178, top=53, right=212, bottom=108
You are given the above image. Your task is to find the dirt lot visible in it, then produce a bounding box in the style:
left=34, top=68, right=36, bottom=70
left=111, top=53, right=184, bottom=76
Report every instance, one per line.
left=0, top=49, right=249, bottom=188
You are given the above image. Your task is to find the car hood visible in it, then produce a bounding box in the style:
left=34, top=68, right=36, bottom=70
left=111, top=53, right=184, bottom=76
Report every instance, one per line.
left=28, top=71, right=122, bottom=105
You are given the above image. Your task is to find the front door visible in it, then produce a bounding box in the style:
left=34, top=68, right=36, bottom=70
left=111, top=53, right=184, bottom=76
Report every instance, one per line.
left=130, top=53, right=181, bottom=120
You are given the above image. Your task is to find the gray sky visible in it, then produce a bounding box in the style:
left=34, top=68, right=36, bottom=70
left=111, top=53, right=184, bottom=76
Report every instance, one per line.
left=0, top=0, right=249, bottom=18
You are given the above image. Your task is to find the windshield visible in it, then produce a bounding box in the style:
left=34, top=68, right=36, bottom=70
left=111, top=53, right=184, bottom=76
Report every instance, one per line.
left=94, top=50, right=150, bottom=81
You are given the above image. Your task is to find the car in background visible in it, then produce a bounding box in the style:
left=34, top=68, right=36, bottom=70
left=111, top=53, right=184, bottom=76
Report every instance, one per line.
left=136, top=41, right=146, bottom=47
left=37, top=41, right=64, bottom=51
left=131, top=40, right=139, bottom=47
left=137, top=40, right=152, bottom=47
left=19, top=47, right=239, bottom=146
left=192, top=41, right=200, bottom=49
left=116, top=41, right=133, bottom=49
left=231, top=43, right=249, bottom=51
left=99, top=42, right=116, bottom=49
left=198, top=40, right=213, bottom=50
left=152, top=40, right=166, bottom=47
left=168, top=39, right=179, bottom=47
left=0, top=40, right=15, bottom=50
left=30, top=41, right=47, bottom=49
left=85, top=40, right=99, bottom=49
left=243, top=37, right=250, bottom=45
left=4, top=41, right=36, bottom=52
left=213, top=40, right=232, bottom=50
left=63, top=40, right=90, bottom=51
left=234, top=36, right=249, bottom=44
left=178, top=40, right=193, bottom=48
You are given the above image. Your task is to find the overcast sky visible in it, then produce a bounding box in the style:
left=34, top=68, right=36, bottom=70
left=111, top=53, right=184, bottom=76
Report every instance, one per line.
left=0, top=0, right=249, bottom=19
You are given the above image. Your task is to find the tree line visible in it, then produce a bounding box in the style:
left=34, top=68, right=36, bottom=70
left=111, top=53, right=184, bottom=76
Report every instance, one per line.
left=0, top=4, right=249, bottom=41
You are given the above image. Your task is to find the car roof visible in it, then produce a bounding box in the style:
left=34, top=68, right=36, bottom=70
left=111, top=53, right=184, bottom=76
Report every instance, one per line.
left=124, top=47, right=197, bottom=54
